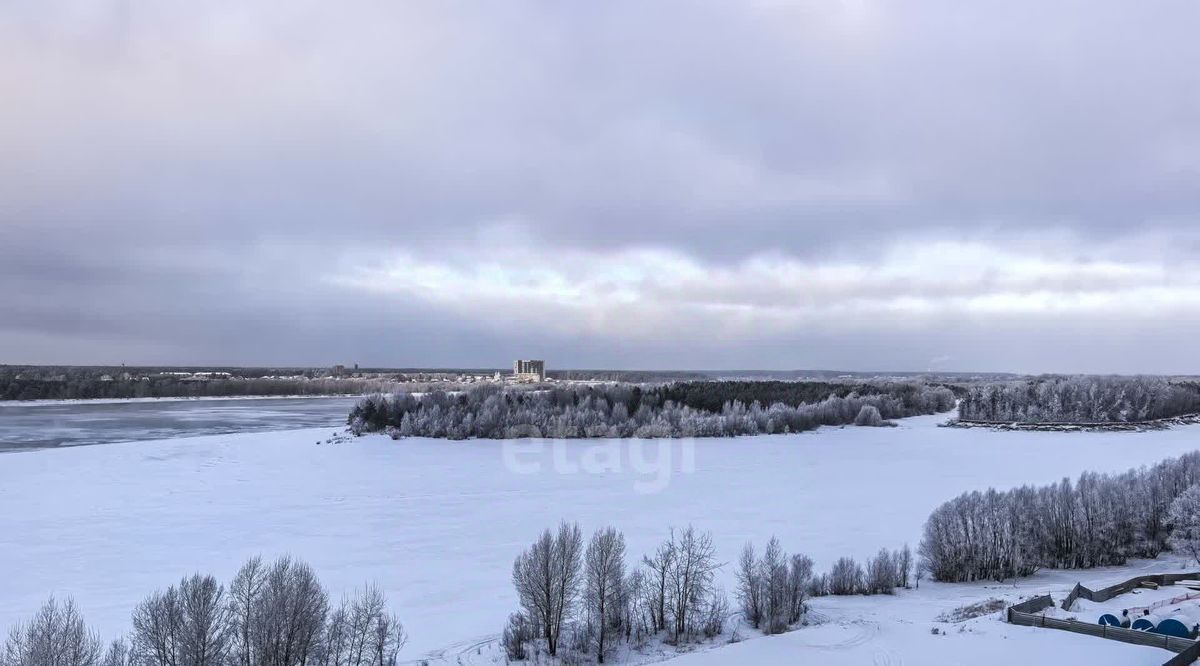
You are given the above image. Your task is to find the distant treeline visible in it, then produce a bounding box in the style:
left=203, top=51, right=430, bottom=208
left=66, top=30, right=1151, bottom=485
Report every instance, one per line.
left=348, top=381, right=957, bottom=439
left=0, top=375, right=395, bottom=401
left=656, top=380, right=965, bottom=413
left=957, top=375, right=1200, bottom=424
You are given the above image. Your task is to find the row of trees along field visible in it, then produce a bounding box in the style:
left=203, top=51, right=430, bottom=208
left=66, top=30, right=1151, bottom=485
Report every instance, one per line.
left=957, top=375, right=1200, bottom=424
left=0, top=556, right=405, bottom=666
left=919, top=450, right=1200, bottom=583
left=348, top=381, right=957, bottom=439
left=0, top=366, right=406, bottom=401
left=503, top=523, right=916, bottom=662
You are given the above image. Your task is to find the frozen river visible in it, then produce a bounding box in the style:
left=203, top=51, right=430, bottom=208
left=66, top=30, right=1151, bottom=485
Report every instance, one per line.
left=4, top=411, right=1200, bottom=660
left=0, top=396, right=359, bottom=451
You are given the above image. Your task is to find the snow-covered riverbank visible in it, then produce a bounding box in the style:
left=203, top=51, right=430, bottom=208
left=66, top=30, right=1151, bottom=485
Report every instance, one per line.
left=0, top=393, right=365, bottom=408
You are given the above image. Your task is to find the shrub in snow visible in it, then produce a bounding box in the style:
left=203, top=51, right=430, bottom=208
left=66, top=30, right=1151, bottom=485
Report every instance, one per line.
left=502, top=613, right=534, bottom=661
left=854, top=405, right=885, bottom=427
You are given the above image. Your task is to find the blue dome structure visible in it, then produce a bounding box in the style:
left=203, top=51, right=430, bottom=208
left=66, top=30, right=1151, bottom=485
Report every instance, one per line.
left=1098, top=614, right=1122, bottom=626
left=1132, top=618, right=1156, bottom=631
left=1153, top=618, right=1190, bottom=638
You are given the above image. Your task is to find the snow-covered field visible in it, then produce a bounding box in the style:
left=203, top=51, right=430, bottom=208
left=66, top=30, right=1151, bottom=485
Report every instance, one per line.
left=2, top=412, right=1199, bottom=664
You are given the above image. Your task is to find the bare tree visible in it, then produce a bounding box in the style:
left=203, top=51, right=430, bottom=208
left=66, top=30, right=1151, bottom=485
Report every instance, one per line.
left=501, top=614, right=533, bottom=661
left=896, top=545, right=913, bottom=589
left=640, top=540, right=674, bottom=634
left=323, top=585, right=406, bottom=666
left=252, top=557, right=330, bottom=666
left=865, top=549, right=897, bottom=595
left=786, top=553, right=813, bottom=624
left=760, top=537, right=789, bottom=634
left=1, top=597, right=102, bottom=666
left=734, top=543, right=763, bottom=629
left=737, top=539, right=811, bottom=634
left=131, top=587, right=182, bottom=666
left=584, top=527, right=626, bottom=662
left=828, top=557, right=863, bottom=595
left=512, top=522, right=583, bottom=656
left=179, top=574, right=231, bottom=666
left=100, top=639, right=133, bottom=666
left=1168, top=484, right=1200, bottom=565
left=132, top=574, right=230, bottom=666
left=664, top=526, right=720, bottom=644
left=228, top=556, right=266, bottom=666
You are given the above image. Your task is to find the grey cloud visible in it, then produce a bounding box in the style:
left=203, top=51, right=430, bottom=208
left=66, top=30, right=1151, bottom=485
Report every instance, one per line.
left=2, top=1, right=1200, bottom=370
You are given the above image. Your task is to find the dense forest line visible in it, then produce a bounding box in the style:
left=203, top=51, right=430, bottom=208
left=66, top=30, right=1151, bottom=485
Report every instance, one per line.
left=348, top=381, right=957, bottom=439
left=919, top=450, right=1200, bottom=583
left=656, top=380, right=965, bottom=413
left=957, top=375, right=1200, bottom=424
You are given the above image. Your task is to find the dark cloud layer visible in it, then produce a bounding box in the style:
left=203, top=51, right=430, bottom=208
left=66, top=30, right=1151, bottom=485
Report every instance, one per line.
left=2, top=1, right=1199, bottom=371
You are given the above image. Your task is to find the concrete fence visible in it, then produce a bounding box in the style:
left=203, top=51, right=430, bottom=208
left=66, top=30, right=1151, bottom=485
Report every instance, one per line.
left=1061, top=571, right=1200, bottom=611
left=1005, top=573, right=1200, bottom=665
left=1008, top=609, right=1195, bottom=653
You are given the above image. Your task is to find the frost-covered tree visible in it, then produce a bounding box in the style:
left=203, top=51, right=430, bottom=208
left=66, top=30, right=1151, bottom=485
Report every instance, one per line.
left=664, top=526, right=721, bottom=644
left=787, top=554, right=813, bottom=622
left=896, top=545, right=913, bottom=589
left=854, top=405, right=885, bottom=427
left=1168, top=484, right=1200, bottom=565
left=735, top=543, right=764, bottom=629
left=921, top=451, right=1200, bottom=582
left=736, top=537, right=813, bottom=634
left=959, top=376, right=1200, bottom=424
left=323, top=585, right=407, bottom=666
left=349, top=381, right=957, bottom=440
left=827, top=558, right=863, bottom=595
left=865, top=549, right=897, bottom=594
left=100, top=639, right=133, bottom=666
left=501, top=613, right=533, bottom=661
left=243, top=557, right=329, bottom=666
left=1, top=597, right=102, bottom=666
left=512, top=522, right=583, bottom=656
left=583, top=527, right=626, bottom=662
left=132, top=574, right=231, bottom=666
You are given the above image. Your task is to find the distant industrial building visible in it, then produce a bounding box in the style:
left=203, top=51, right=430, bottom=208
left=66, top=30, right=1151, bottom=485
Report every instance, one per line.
left=513, top=359, right=546, bottom=382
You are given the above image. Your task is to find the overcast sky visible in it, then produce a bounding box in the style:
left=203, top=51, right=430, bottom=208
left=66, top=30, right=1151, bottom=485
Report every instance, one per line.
left=3, top=1, right=1199, bottom=372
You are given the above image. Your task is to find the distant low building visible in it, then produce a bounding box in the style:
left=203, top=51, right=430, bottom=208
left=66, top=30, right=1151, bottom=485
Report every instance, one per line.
left=513, top=359, right=546, bottom=382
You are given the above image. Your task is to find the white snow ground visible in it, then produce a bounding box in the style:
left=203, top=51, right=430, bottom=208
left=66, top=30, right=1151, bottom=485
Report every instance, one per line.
left=2, top=412, right=1198, bottom=664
